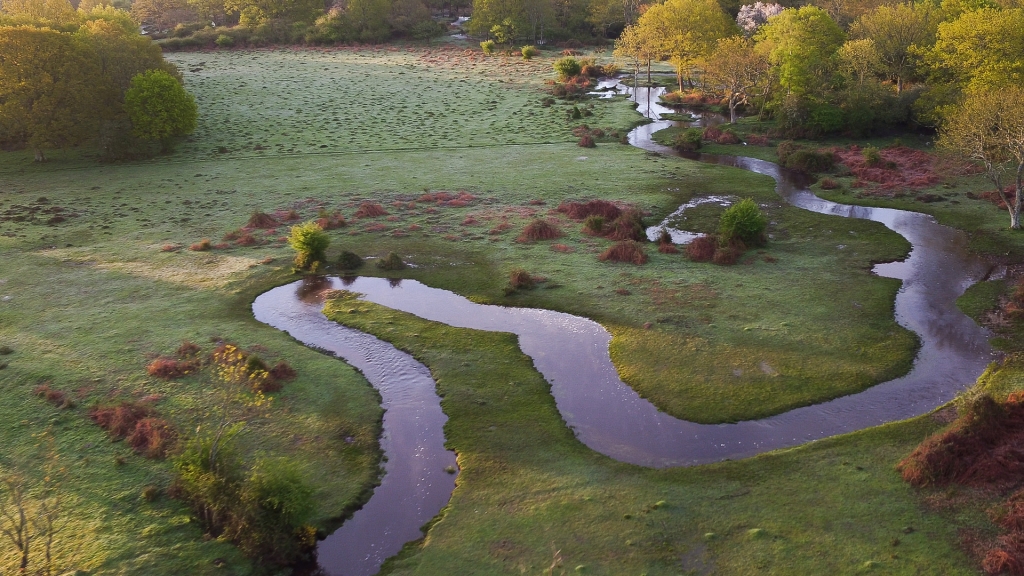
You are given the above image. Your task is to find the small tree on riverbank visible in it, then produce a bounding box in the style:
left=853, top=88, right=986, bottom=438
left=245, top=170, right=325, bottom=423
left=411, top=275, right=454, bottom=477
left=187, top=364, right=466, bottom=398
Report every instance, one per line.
left=939, top=87, right=1024, bottom=230
left=288, top=221, right=330, bottom=269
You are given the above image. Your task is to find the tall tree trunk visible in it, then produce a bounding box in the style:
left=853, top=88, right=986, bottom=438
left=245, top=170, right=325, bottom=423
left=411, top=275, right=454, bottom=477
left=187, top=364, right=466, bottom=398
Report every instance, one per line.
left=730, top=97, right=737, bottom=124
left=1014, top=164, right=1024, bottom=230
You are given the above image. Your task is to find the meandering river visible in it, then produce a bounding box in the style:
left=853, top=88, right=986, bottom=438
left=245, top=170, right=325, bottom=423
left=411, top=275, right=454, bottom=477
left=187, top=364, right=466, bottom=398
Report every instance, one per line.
left=253, top=81, right=994, bottom=575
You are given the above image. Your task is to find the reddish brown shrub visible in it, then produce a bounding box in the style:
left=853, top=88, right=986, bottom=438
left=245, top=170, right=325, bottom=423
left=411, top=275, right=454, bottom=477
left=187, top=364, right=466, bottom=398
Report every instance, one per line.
left=820, top=178, right=840, bottom=190
left=126, top=417, right=177, bottom=459
left=33, top=383, right=71, bottom=408
left=147, top=357, right=200, bottom=379
left=462, top=216, right=479, bottom=226
left=269, top=361, right=297, bottom=381
left=605, top=210, right=645, bottom=241
left=578, top=135, right=595, bottom=148
left=557, top=199, right=623, bottom=221
left=246, top=211, right=280, bottom=229
left=176, top=341, right=201, bottom=357
left=509, top=268, right=535, bottom=290
left=189, top=239, right=212, bottom=252
left=831, top=146, right=942, bottom=193
left=712, top=247, right=740, bottom=265
left=528, top=199, right=546, bottom=205
left=550, top=243, right=573, bottom=253
left=223, top=229, right=243, bottom=241
left=90, top=402, right=153, bottom=439
left=702, top=126, right=722, bottom=141
left=686, top=235, right=717, bottom=262
left=364, top=223, right=387, bottom=232
left=236, top=233, right=258, bottom=246
left=160, top=244, right=180, bottom=252
left=658, top=243, right=679, bottom=254
left=599, top=241, right=648, bottom=265
left=354, top=202, right=388, bottom=218
left=517, top=219, right=564, bottom=242
left=746, top=134, right=770, bottom=146
left=316, top=212, right=347, bottom=230
left=716, top=131, right=741, bottom=145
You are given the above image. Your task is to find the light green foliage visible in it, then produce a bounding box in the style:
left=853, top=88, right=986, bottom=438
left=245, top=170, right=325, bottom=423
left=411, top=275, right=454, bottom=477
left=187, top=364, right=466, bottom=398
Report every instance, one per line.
left=636, top=0, right=737, bottom=91
left=927, top=8, right=1024, bottom=92
left=520, top=44, right=537, bottom=60
left=719, top=198, right=767, bottom=244
left=479, top=38, right=494, bottom=54
left=837, top=38, right=880, bottom=85
left=215, top=32, right=233, bottom=46
left=489, top=16, right=515, bottom=47
left=850, top=2, right=938, bottom=94
left=124, top=69, right=198, bottom=145
left=288, top=221, right=330, bottom=268
left=755, top=6, right=844, bottom=97
left=553, top=55, right=581, bottom=79
left=224, top=0, right=322, bottom=27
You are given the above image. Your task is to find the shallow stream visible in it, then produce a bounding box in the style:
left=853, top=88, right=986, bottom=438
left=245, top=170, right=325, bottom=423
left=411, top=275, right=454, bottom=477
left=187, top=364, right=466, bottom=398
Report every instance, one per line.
left=252, top=81, right=994, bottom=575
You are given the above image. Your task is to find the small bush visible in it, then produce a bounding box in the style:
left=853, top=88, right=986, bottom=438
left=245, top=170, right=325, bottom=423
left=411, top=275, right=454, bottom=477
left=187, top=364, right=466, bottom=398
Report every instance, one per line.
left=862, top=146, right=882, bottom=167
left=521, top=45, right=537, bottom=60
left=377, top=252, right=405, bottom=271
left=90, top=402, right=153, bottom=440
left=553, top=57, right=582, bottom=80
left=246, top=211, right=279, bottom=229
left=716, top=130, right=741, bottom=145
left=599, top=241, right=648, bottom=265
left=177, top=341, right=201, bottom=357
left=686, top=234, right=717, bottom=262
left=582, top=215, right=605, bottom=234
left=558, top=200, right=623, bottom=221
left=656, top=228, right=672, bottom=245
left=820, top=178, right=840, bottom=190
left=658, top=243, right=679, bottom=254
left=353, top=202, right=388, bottom=218
left=316, top=212, right=346, bottom=230
left=719, top=199, right=767, bottom=245
left=509, top=268, right=535, bottom=290
left=127, top=417, right=177, bottom=459
left=712, top=246, right=740, bottom=265
left=578, top=135, right=595, bottom=148
left=269, top=361, right=297, bottom=382
left=215, top=34, right=234, bottom=48
left=336, top=250, right=363, bottom=270
left=147, top=357, right=201, bottom=379
left=550, top=243, right=573, bottom=253
left=288, top=221, right=330, bottom=270
left=481, top=39, right=495, bottom=55
left=605, top=210, right=645, bottom=241
left=33, top=383, right=72, bottom=409
left=777, top=141, right=834, bottom=173
left=141, top=485, right=160, bottom=502
left=673, top=128, right=703, bottom=152
left=517, top=219, right=564, bottom=242
left=189, top=239, right=212, bottom=251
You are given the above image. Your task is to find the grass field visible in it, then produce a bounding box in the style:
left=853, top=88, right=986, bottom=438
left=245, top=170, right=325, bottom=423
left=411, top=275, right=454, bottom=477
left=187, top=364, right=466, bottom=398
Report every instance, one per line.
left=0, top=45, right=982, bottom=573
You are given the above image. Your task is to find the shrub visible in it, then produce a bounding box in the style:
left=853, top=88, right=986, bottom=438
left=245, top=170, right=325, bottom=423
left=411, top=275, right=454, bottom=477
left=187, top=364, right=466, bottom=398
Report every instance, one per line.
left=580, top=64, right=603, bottom=77
left=33, top=383, right=72, bottom=409
left=246, top=211, right=279, bottom=229
left=316, top=212, right=346, bottom=230
left=582, top=215, right=605, bottom=234
left=686, top=234, right=717, bottom=262
left=189, top=238, right=212, bottom=251
left=90, top=402, right=153, bottom=440
left=127, top=417, right=177, bottom=459
left=269, top=361, right=297, bottom=382
left=557, top=199, right=622, bottom=221
left=719, top=199, right=767, bottom=245
left=177, top=341, right=201, bottom=357
left=377, top=252, right=405, bottom=271
left=712, top=246, right=740, bottom=265
left=599, top=241, right=648, bottom=265
left=215, top=34, right=235, bottom=48
left=777, top=141, right=834, bottom=173
left=148, top=357, right=201, bottom=379
left=862, top=146, right=882, bottom=167
left=673, top=128, right=703, bottom=152
left=353, top=202, right=388, bottom=218
left=578, top=134, right=595, bottom=148
left=517, top=219, right=564, bottom=242
left=820, top=178, right=840, bottom=190
left=716, top=130, right=741, bottom=145
left=508, top=268, right=535, bottom=290
left=336, top=250, right=363, bottom=270
left=288, top=221, right=330, bottom=270
left=553, top=57, right=582, bottom=80
left=656, top=228, right=672, bottom=245
left=605, top=210, right=645, bottom=241
left=481, top=39, right=495, bottom=55
left=521, top=45, right=537, bottom=60
left=658, top=243, right=679, bottom=254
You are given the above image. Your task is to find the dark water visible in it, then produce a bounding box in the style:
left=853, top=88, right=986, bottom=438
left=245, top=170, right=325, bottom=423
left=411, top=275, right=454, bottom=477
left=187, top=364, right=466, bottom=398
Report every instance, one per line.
left=251, top=79, right=995, bottom=575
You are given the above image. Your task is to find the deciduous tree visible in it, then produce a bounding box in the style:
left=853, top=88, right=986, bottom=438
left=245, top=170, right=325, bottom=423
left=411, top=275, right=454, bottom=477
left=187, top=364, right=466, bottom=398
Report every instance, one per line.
left=704, top=35, right=770, bottom=123
left=123, top=69, right=198, bottom=149
left=755, top=6, right=844, bottom=98
left=637, top=0, right=736, bottom=92
left=851, top=2, right=938, bottom=94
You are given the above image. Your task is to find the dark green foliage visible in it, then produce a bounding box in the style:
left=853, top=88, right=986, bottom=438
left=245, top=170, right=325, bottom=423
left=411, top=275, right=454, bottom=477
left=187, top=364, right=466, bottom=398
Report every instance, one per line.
left=288, top=221, right=330, bottom=270
left=776, top=141, right=834, bottom=173
left=672, top=128, right=703, bottom=152
left=124, top=70, right=198, bottom=148
left=719, top=198, right=768, bottom=246
left=215, top=34, right=234, bottom=47
left=377, top=252, right=406, bottom=271
left=337, top=250, right=364, bottom=270
left=553, top=56, right=582, bottom=80
left=583, top=215, right=605, bottom=234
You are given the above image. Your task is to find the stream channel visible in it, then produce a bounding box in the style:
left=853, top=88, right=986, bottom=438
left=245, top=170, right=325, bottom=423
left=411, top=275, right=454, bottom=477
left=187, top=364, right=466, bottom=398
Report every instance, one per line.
left=252, top=80, right=996, bottom=575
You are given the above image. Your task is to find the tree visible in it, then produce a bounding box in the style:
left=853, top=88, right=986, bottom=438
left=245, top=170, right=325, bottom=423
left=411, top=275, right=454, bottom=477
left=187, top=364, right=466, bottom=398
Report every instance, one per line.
left=704, top=35, right=770, bottom=123
left=927, top=8, right=1024, bottom=93
left=613, top=22, right=658, bottom=85
left=288, top=221, right=329, bottom=269
left=637, top=0, right=737, bottom=92
left=755, top=6, right=844, bottom=98
left=0, top=0, right=76, bottom=25
left=736, top=2, right=782, bottom=36
left=851, top=2, right=939, bottom=94
left=837, top=38, right=880, bottom=86
left=938, top=87, right=1024, bottom=229
left=123, top=69, right=198, bottom=149
left=0, top=26, right=105, bottom=161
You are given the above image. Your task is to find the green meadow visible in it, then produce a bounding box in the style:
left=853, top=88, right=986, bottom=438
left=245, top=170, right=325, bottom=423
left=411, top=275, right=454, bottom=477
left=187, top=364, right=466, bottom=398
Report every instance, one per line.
left=0, top=46, right=1005, bottom=573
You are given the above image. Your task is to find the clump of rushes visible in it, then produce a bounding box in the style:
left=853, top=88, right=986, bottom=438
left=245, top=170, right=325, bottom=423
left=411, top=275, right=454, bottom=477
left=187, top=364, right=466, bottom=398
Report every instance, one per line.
left=377, top=252, right=405, bottom=271
left=288, top=221, right=330, bottom=270
left=246, top=210, right=279, bottom=229
left=517, top=219, right=564, bottom=243
left=189, top=238, right=212, bottom=251
left=656, top=229, right=678, bottom=253
left=605, top=209, right=645, bottom=241
left=509, top=268, right=535, bottom=290
left=599, top=241, right=648, bottom=265
left=337, top=250, right=363, bottom=270
left=685, top=235, right=717, bottom=262
left=354, top=202, right=388, bottom=218
left=582, top=215, right=605, bottom=235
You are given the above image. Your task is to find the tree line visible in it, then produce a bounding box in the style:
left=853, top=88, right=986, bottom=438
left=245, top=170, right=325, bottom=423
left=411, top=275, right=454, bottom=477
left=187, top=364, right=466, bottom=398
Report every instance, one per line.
left=0, top=0, right=198, bottom=160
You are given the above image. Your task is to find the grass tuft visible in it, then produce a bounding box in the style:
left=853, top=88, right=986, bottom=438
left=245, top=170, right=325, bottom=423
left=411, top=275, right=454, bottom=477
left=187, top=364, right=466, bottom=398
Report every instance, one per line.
left=517, top=219, right=564, bottom=243
left=598, top=241, right=648, bottom=265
